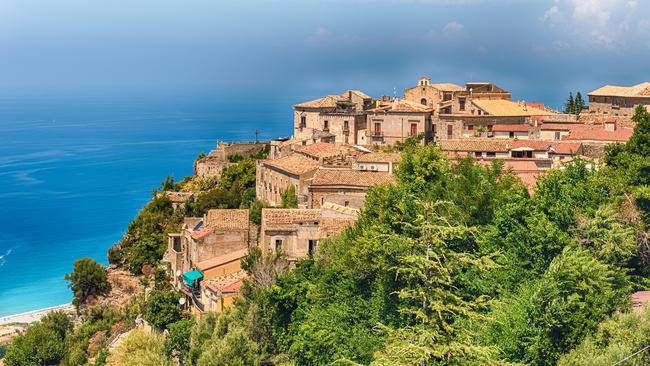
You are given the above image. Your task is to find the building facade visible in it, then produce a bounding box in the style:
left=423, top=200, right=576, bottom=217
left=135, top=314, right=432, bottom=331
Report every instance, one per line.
left=256, top=154, right=320, bottom=207
left=588, top=82, right=650, bottom=117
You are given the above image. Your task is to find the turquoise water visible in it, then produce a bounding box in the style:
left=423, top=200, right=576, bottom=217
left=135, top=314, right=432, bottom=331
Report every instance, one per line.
left=0, top=95, right=289, bottom=316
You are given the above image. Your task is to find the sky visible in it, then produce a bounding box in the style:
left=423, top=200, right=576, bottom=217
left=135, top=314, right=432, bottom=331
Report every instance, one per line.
left=0, top=0, right=649, bottom=108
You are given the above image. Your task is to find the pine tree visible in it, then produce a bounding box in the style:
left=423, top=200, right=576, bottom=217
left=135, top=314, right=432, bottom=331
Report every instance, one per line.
left=564, top=93, right=575, bottom=114
left=574, top=92, right=585, bottom=115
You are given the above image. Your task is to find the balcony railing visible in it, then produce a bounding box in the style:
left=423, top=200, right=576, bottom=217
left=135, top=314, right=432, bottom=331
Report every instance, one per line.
left=180, top=283, right=205, bottom=312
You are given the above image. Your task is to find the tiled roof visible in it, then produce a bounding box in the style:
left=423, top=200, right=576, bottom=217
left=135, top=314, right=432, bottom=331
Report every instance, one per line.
left=196, top=248, right=248, bottom=272
left=262, top=208, right=322, bottom=225
left=310, top=168, right=396, bottom=187
left=491, top=124, right=532, bottom=132
left=296, top=142, right=351, bottom=159
left=439, top=139, right=511, bottom=152
left=205, top=209, right=250, bottom=231
left=429, top=83, right=465, bottom=91
left=355, top=152, right=402, bottom=163
left=588, top=82, right=650, bottom=97
left=368, top=99, right=433, bottom=113
left=564, top=125, right=634, bottom=142
left=204, top=270, right=247, bottom=294
left=320, top=218, right=356, bottom=236
left=510, top=140, right=582, bottom=154
left=540, top=123, right=574, bottom=131
left=294, top=95, right=346, bottom=109
left=262, top=154, right=320, bottom=176
left=342, top=90, right=372, bottom=99
left=472, top=99, right=554, bottom=116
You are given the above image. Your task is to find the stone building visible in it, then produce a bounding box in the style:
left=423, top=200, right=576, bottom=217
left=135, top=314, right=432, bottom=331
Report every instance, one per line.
left=439, top=139, right=582, bottom=160
left=352, top=152, right=401, bottom=174
left=259, top=208, right=356, bottom=263
left=364, top=99, right=434, bottom=146
left=197, top=249, right=248, bottom=314
left=294, top=142, right=364, bottom=167
left=194, top=141, right=268, bottom=178
left=403, top=77, right=465, bottom=109
left=308, top=168, right=396, bottom=209
left=588, top=82, right=650, bottom=117
left=293, top=90, right=372, bottom=145
left=256, top=154, right=320, bottom=207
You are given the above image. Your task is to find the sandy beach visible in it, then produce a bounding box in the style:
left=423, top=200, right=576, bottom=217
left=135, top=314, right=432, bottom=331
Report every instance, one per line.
left=0, top=304, right=74, bottom=326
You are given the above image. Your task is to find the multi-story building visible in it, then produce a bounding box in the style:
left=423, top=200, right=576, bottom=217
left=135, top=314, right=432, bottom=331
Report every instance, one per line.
left=256, top=154, right=320, bottom=207
left=404, top=77, right=465, bottom=109
left=352, top=152, right=401, bottom=174
left=308, top=168, right=396, bottom=208
left=363, top=99, right=434, bottom=146
left=588, top=82, right=650, bottom=117
left=293, top=90, right=372, bottom=145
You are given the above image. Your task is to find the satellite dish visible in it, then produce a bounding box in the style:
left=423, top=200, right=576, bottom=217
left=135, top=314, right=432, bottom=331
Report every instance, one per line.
left=179, top=297, right=186, bottom=306
left=175, top=270, right=181, bottom=277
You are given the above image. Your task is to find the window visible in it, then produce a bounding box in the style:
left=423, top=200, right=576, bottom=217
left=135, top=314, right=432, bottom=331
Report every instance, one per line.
left=420, top=98, right=427, bottom=105
left=323, top=120, right=329, bottom=130
left=410, top=123, right=418, bottom=136
left=443, top=92, right=452, bottom=101
left=509, top=131, right=515, bottom=138
left=344, top=200, right=349, bottom=207
left=478, top=110, right=483, bottom=116
left=487, top=152, right=496, bottom=157
left=467, top=124, right=474, bottom=131
left=275, top=239, right=283, bottom=251
left=374, top=122, right=382, bottom=135
left=447, top=125, right=453, bottom=137
left=308, top=240, right=318, bottom=255
left=554, top=131, right=561, bottom=141
left=512, top=151, right=533, bottom=158
left=300, top=116, right=306, bottom=128
left=459, top=98, right=466, bottom=111
left=343, top=120, right=349, bottom=130
left=474, top=151, right=482, bottom=157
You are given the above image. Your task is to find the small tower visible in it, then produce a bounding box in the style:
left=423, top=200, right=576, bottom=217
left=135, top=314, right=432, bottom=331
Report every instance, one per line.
left=418, top=76, right=431, bottom=87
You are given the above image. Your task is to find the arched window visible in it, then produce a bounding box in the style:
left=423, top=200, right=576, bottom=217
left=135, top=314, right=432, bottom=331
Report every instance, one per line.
left=420, top=98, right=427, bottom=105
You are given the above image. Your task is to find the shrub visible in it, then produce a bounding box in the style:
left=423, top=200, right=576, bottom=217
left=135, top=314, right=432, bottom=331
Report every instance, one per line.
left=65, top=258, right=110, bottom=307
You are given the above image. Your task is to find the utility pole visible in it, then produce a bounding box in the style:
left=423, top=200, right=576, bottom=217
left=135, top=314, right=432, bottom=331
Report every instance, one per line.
left=255, top=129, right=259, bottom=143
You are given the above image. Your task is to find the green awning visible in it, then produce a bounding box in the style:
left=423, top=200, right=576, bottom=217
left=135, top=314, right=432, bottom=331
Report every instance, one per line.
left=182, top=269, right=203, bottom=286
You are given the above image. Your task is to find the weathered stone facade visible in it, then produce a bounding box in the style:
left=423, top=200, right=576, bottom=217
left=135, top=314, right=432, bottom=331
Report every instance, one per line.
left=588, top=82, right=650, bottom=117
left=256, top=155, right=319, bottom=207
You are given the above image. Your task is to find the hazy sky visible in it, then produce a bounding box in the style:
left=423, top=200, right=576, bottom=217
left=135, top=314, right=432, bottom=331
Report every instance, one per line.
left=1, top=0, right=649, bottom=107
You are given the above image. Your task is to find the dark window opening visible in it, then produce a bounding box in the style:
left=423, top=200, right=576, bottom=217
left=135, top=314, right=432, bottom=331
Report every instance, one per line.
left=509, top=131, right=515, bottom=138
left=420, top=98, right=427, bottom=105
left=459, top=98, right=466, bottom=111
left=300, top=116, right=306, bottom=128
left=308, top=240, right=318, bottom=255
left=487, top=152, right=496, bottom=157
left=275, top=239, right=283, bottom=251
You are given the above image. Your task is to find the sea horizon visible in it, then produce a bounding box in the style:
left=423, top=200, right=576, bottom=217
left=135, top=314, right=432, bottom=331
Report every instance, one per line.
left=0, top=93, right=291, bottom=317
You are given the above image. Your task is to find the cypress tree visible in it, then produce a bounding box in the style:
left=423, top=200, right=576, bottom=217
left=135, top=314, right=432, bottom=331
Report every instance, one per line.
left=564, top=93, right=575, bottom=114
left=574, top=92, right=585, bottom=115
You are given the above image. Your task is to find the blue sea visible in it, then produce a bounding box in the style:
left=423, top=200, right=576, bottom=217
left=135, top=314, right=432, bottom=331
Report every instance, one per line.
left=0, top=94, right=290, bottom=317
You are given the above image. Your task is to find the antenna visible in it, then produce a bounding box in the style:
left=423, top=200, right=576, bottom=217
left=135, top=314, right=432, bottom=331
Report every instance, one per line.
left=393, top=87, right=397, bottom=100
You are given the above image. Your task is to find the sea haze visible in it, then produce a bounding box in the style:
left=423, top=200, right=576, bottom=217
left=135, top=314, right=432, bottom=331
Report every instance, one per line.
left=0, top=94, right=290, bottom=316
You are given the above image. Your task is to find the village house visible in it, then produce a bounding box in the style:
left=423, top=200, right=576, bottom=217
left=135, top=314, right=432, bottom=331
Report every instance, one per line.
left=352, top=152, right=402, bottom=174
left=294, top=142, right=365, bottom=167
left=588, top=82, right=650, bottom=117
left=197, top=249, right=248, bottom=314
left=256, top=154, right=320, bottom=207
left=160, top=191, right=195, bottom=210
left=308, top=168, right=396, bottom=209
left=438, top=139, right=582, bottom=160
left=165, top=209, right=250, bottom=314
left=403, top=77, right=465, bottom=109
left=364, top=99, right=434, bottom=146
left=194, top=141, right=268, bottom=178
left=293, top=90, right=372, bottom=145
left=259, top=208, right=356, bottom=263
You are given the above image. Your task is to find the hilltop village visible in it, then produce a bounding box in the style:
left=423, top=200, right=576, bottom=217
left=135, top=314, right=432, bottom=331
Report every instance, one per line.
left=171, top=77, right=644, bottom=316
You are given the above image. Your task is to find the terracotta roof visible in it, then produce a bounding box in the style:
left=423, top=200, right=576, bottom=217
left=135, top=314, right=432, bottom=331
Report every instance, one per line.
left=438, top=139, right=511, bottom=152
left=262, top=154, right=320, bottom=176
left=310, top=168, right=396, bottom=187
left=429, top=83, right=465, bottom=92
left=320, top=218, right=356, bottom=236
left=191, top=227, right=216, bottom=240
left=632, top=291, right=650, bottom=309
left=368, top=99, right=433, bottom=113
left=205, top=209, right=249, bottom=231
left=472, top=99, right=553, bottom=116
left=564, top=125, right=633, bottom=142
left=491, top=124, right=532, bottom=132
left=540, top=123, right=574, bottom=131
left=262, top=208, right=322, bottom=225
left=296, top=142, right=352, bottom=159
left=510, top=140, right=582, bottom=154
left=196, top=248, right=248, bottom=272
left=588, top=82, right=650, bottom=97
left=355, top=152, right=402, bottom=163
left=342, top=90, right=372, bottom=99
left=204, top=270, right=247, bottom=294
left=294, top=95, right=346, bottom=109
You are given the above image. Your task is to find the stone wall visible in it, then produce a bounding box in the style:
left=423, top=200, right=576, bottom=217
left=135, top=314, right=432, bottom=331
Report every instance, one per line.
left=217, top=141, right=268, bottom=161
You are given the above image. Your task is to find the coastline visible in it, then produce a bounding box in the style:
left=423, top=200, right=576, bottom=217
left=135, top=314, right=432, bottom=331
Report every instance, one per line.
left=0, top=303, right=74, bottom=326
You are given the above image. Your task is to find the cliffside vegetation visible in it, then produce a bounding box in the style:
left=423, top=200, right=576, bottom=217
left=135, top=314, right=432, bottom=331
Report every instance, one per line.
left=4, top=108, right=650, bottom=366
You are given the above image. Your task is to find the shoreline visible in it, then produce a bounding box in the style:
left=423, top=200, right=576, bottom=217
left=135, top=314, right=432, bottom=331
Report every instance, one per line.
left=0, top=303, right=74, bottom=326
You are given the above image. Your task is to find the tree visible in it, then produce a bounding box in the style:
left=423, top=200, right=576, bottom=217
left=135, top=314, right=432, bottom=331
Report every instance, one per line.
left=564, top=92, right=575, bottom=114
left=628, top=104, right=650, bottom=157
left=125, top=235, right=167, bottom=274
left=165, top=318, right=195, bottom=361
left=574, top=92, right=585, bottom=115
left=41, top=310, right=73, bottom=339
left=106, top=330, right=170, bottom=366
left=145, top=290, right=182, bottom=329
left=65, top=258, right=110, bottom=307
left=197, top=326, right=260, bottom=366
left=3, top=322, right=67, bottom=366
left=280, top=185, right=298, bottom=208
left=529, top=246, right=630, bottom=365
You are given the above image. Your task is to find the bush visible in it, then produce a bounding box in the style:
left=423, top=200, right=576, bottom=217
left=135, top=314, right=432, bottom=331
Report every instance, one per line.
left=145, top=290, right=182, bottom=329
left=65, top=258, right=110, bottom=307
left=4, top=322, right=67, bottom=366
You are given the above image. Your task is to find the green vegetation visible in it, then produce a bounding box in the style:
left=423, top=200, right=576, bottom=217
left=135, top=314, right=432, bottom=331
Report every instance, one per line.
left=106, top=330, right=170, bottom=366
left=280, top=185, right=298, bottom=208
left=564, top=91, right=585, bottom=115
left=65, top=258, right=110, bottom=307
left=144, top=289, right=182, bottom=329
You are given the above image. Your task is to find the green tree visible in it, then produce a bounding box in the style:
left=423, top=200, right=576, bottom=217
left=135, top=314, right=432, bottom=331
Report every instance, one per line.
left=125, top=235, right=167, bottom=274
left=628, top=104, right=650, bottom=157
left=529, top=246, right=630, bottom=365
left=145, top=290, right=182, bottom=329
left=106, top=330, right=170, bottom=366
left=4, top=322, right=67, bottom=366
left=280, top=185, right=298, bottom=208
left=197, top=326, right=259, bottom=366
left=165, top=318, right=195, bottom=360
left=564, top=92, right=575, bottom=114
left=574, top=92, right=585, bottom=114
left=65, top=258, right=110, bottom=307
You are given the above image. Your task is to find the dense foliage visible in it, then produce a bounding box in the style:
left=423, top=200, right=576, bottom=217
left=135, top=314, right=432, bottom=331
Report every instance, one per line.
left=65, top=258, right=110, bottom=307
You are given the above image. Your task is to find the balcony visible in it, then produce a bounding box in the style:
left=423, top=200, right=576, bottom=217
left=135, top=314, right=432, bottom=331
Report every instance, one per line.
left=180, top=283, right=205, bottom=312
